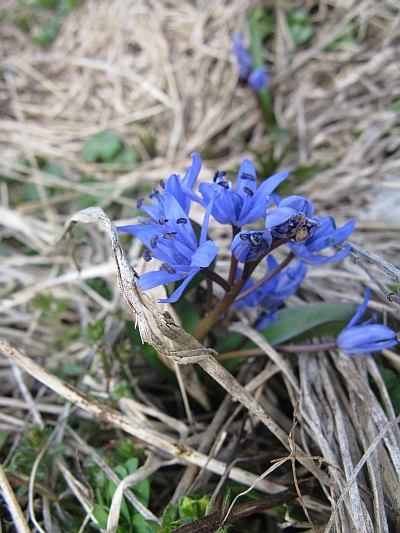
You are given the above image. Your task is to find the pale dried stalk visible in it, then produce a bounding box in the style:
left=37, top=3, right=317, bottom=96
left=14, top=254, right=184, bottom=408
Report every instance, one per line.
left=0, top=337, right=283, bottom=494
left=0, top=462, right=31, bottom=533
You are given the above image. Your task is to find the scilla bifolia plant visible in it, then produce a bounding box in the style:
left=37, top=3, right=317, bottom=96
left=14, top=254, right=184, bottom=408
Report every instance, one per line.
left=118, top=155, right=398, bottom=354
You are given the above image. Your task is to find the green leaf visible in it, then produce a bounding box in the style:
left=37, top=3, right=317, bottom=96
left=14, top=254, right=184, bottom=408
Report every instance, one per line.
left=92, top=503, right=109, bottom=528
left=377, top=366, right=400, bottom=412
left=162, top=504, right=177, bottom=527
left=0, top=430, right=9, bottom=451
left=110, top=146, right=139, bottom=169
left=287, top=9, right=314, bottom=45
left=132, top=478, right=150, bottom=507
left=125, top=457, right=139, bottom=475
left=82, top=131, right=123, bottom=163
left=179, top=494, right=212, bottom=519
left=259, top=302, right=357, bottom=345
left=216, top=302, right=357, bottom=355
left=131, top=513, right=147, bottom=533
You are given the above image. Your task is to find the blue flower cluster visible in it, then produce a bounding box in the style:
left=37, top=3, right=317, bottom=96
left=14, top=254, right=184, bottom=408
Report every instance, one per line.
left=119, top=154, right=352, bottom=298
left=118, top=153, right=398, bottom=355
left=233, top=33, right=269, bottom=91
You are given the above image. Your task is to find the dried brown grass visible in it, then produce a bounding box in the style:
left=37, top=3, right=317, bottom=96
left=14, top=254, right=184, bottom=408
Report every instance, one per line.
left=1, top=0, right=400, bottom=531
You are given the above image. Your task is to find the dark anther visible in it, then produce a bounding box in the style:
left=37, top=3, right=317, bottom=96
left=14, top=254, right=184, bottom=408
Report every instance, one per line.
left=213, top=170, right=227, bottom=182
left=159, top=215, right=169, bottom=225
left=241, top=172, right=256, bottom=181
left=159, top=179, right=165, bottom=189
left=243, top=187, right=254, bottom=197
left=218, top=180, right=229, bottom=189
left=177, top=218, right=187, bottom=224
left=162, top=232, right=177, bottom=240
left=142, top=249, right=152, bottom=262
left=137, top=198, right=144, bottom=209
left=162, top=263, right=177, bottom=274
left=150, top=235, right=158, bottom=248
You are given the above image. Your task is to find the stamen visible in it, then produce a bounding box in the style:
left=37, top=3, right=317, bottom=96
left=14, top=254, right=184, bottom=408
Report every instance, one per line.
left=142, top=249, right=152, bottom=262
left=150, top=235, right=158, bottom=248
left=159, top=179, right=165, bottom=189
left=241, top=172, right=256, bottom=181
left=243, top=187, right=254, bottom=197
left=137, top=198, right=144, bottom=209
left=162, top=232, right=177, bottom=240
left=177, top=218, right=187, bottom=224
left=159, top=215, right=169, bottom=224
left=162, top=263, right=177, bottom=274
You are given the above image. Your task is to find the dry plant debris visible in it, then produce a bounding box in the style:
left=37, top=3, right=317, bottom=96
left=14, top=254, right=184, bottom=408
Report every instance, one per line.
left=0, top=0, right=400, bottom=532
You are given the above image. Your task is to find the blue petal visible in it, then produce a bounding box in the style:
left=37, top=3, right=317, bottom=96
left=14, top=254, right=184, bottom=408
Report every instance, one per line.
left=190, top=240, right=219, bottom=268
left=307, top=219, right=356, bottom=252
left=138, top=269, right=185, bottom=291
left=265, top=207, right=296, bottom=229
left=158, top=271, right=198, bottom=303
left=231, top=230, right=272, bottom=263
left=182, top=153, right=202, bottom=190
left=279, top=196, right=314, bottom=217
left=233, top=33, right=252, bottom=79
left=239, top=195, right=272, bottom=226
left=236, top=159, right=257, bottom=196
left=347, top=287, right=370, bottom=328
left=337, top=323, right=398, bottom=355
left=248, top=68, right=269, bottom=91
left=287, top=243, right=352, bottom=265
left=257, top=171, right=289, bottom=198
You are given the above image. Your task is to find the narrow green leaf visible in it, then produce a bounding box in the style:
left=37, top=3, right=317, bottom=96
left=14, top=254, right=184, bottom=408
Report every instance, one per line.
left=259, top=302, right=357, bottom=345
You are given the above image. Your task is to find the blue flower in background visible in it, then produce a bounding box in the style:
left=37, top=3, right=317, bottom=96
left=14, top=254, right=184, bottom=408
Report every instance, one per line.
left=248, top=68, right=269, bottom=91
left=233, top=33, right=269, bottom=91
left=286, top=216, right=356, bottom=265
left=231, top=229, right=272, bottom=263
left=118, top=192, right=219, bottom=303
left=199, top=159, right=288, bottom=228
left=234, top=256, right=307, bottom=330
left=233, top=33, right=252, bottom=79
left=337, top=287, right=398, bottom=355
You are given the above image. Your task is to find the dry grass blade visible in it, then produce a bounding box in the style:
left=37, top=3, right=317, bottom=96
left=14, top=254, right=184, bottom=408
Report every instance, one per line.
left=1, top=1, right=400, bottom=530
left=0, top=337, right=284, bottom=494
left=0, top=462, right=31, bottom=533
left=106, top=453, right=163, bottom=533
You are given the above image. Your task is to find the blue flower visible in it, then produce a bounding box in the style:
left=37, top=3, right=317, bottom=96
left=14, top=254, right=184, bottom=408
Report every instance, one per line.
left=265, top=195, right=320, bottom=243
left=198, top=159, right=288, bottom=228
left=233, top=34, right=269, bottom=91
left=337, top=287, right=398, bottom=355
left=137, top=153, right=202, bottom=219
left=286, top=216, right=356, bottom=265
left=118, top=192, right=219, bottom=303
left=231, top=230, right=272, bottom=263
left=234, top=256, right=307, bottom=328
left=233, top=33, right=252, bottom=79
left=248, top=68, right=269, bottom=91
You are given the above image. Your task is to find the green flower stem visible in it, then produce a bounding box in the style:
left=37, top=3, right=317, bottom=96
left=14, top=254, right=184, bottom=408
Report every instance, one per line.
left=249, top=13, right=274, bottom=125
